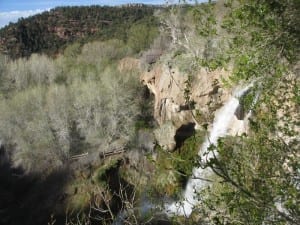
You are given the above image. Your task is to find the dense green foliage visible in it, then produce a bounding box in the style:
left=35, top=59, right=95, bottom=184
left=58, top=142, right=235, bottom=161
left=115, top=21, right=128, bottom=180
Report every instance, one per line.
left=0, top=5, right=159, bottom=58
left=222, top=0, right=299, bottom=83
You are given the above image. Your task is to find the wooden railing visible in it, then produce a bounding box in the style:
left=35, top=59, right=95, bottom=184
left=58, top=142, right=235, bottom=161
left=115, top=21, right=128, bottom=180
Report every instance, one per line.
left=99, top=147, right=125, bottom=159
left=70, top=152, right=88, bottom=160
left=70, top=147, right=125, bottom=160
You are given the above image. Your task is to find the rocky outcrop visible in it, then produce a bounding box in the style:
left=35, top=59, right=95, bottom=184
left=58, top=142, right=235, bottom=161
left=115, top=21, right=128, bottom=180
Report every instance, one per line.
left=153, top=121, right=177, bottom=150
left=141, top=62, right=235, bottom=151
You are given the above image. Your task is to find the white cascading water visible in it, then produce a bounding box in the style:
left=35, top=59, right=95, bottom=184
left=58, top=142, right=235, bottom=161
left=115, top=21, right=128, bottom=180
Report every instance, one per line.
left=166, top=84, right=253, bottom=216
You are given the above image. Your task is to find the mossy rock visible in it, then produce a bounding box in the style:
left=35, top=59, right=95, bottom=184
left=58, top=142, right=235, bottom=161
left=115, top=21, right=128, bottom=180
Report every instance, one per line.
left=92, top=159, right=120, bottom=184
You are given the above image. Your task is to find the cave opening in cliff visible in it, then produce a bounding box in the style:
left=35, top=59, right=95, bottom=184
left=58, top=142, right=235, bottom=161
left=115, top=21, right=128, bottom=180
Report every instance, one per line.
left=174, top=122, right=196, bottom=149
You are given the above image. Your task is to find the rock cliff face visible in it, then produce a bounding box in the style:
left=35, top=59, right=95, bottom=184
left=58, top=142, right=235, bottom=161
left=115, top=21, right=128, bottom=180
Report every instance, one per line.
left=141, top=62, right=249, bottom=151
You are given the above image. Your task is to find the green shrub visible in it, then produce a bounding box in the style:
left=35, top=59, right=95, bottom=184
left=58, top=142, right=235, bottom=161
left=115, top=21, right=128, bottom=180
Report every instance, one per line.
left=150, top=131, right=205, bottom=197
left=127, top=23, right=159, bottom=53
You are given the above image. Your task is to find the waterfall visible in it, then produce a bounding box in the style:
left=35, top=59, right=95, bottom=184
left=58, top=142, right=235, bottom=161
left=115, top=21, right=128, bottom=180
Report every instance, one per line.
left=166, top=84, right=253, bottom=216
left=113, top=84, right=255, bottom=224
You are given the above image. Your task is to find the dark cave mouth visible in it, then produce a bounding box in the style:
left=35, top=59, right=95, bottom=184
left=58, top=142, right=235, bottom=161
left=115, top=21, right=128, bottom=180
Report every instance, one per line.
left=174, top=122, right=196, bottom=149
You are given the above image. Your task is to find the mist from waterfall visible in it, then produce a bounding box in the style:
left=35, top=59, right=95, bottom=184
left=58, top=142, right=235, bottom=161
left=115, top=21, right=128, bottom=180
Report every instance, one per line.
left=166, top=84, right=253, bottom=216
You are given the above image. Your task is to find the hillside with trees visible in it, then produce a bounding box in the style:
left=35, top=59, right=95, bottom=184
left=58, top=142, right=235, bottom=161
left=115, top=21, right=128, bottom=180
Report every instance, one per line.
left=0, top=4, right=159, bottom=58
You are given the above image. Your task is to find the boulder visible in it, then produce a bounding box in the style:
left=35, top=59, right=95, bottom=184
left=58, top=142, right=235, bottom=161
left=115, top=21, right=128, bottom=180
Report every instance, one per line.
left=154, top=121, right=177, bottom=151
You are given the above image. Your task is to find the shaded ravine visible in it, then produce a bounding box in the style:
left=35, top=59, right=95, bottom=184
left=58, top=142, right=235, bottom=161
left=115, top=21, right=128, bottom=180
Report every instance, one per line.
left=166, top=84, right=253, bottom=216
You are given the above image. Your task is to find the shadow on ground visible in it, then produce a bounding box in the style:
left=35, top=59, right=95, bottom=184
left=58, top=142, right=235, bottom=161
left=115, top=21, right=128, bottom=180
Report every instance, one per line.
left=0, top=146, right=70, bottom=225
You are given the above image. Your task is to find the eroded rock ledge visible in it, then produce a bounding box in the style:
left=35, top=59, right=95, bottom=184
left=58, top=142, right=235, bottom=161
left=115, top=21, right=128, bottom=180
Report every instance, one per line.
left=141, top=62, right=238, bottom=151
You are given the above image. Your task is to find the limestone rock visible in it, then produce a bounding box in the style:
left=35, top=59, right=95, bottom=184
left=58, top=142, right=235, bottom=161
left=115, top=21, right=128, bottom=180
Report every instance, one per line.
left=141, top=62, right=232, bottom=150
left=227, top=116, right=248, bottom=136
left=154, top=121, right=177, bottom=151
